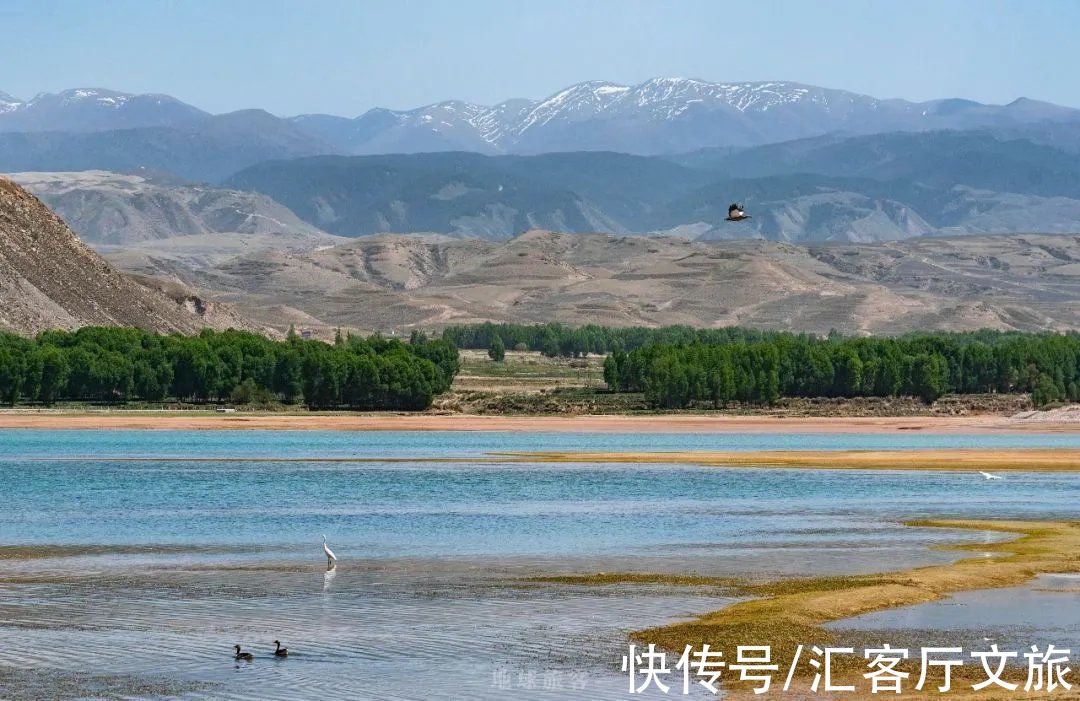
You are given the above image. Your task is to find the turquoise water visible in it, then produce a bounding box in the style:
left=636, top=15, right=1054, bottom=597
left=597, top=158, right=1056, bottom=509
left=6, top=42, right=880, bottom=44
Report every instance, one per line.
left=1, top=430, right=1078, bottom=555
left=4, top=428, right=1080, bottom=460
left=0, top=430, right=1077, bottom=700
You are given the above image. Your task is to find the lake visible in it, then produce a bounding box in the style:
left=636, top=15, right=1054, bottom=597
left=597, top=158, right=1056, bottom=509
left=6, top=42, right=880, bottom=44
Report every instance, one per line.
left=0, top=430, right=1077, bottom=700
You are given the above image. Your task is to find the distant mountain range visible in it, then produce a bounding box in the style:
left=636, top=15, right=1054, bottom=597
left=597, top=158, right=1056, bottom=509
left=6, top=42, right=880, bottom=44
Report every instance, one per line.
left=223, top=130, right=1080, bottom=242
left=6, top=81, right=1080, bottom=338
left=1, top=79, right=1078, bottom=172
left=8, top=132, right=1080, bottom=245
left=288, top=79, right=1080, bottom=156
left=0, top=107, right=330, bottom=183
left=2, top=80, right=1080, bottom=243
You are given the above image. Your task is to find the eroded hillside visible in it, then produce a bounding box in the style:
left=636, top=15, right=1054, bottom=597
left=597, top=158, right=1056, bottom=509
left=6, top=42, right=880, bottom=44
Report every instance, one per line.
left=0, top=177, right=258, bottom=335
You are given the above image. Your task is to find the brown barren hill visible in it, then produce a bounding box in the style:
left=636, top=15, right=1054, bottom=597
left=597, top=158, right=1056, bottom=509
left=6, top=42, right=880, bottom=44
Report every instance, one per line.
left=0, top=176, right=256, bottom=335
left=143, top=229, right=1080, bottom=336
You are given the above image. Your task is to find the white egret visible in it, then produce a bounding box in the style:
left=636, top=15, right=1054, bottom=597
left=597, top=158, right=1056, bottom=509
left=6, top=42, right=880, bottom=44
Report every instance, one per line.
left=979, top=471, right=1003, bottom=480
left=322, top=534, right=337, bottom=569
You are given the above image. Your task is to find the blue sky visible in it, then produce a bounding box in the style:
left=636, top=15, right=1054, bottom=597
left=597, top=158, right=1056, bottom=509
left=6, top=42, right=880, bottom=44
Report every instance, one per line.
left=2, top=0, right=1077, bottom=116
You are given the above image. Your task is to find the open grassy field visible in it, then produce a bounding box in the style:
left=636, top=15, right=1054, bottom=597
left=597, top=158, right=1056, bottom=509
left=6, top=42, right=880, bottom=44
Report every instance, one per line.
left=452, top=349, right=606, bottom=389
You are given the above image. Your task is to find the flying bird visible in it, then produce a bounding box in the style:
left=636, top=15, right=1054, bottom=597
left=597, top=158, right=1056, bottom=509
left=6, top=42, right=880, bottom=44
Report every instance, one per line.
left=322, top=534, right=337, bottom=569
left=979, top=471, right=1003, bottom=480
left=726, top=203, right=751, bottom=222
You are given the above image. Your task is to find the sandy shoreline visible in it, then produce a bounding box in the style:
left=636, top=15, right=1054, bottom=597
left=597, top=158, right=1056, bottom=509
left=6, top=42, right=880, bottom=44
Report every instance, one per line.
left=0, top=411, right=1078, bottom=433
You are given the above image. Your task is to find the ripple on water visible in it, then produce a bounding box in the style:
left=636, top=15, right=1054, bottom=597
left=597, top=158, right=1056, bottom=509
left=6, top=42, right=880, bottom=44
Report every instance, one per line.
left=1, top=430, right=1078, bottom=699
left=0, top=562, right=730, bottom=700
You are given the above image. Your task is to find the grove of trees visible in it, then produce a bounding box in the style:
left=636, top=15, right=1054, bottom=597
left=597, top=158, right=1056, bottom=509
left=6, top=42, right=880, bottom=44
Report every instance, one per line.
left=4, top=322, right=1077, bottom=410
left=602, top=332, right=1080, bottom=408
left=444, top=322, right=1080, bottom=408
left=0, top=327, right=459, bottom=410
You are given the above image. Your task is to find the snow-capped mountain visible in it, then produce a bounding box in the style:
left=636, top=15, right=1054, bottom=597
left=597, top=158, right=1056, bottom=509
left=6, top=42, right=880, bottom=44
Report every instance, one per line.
left=511, top=78, right=832, bottom=134
left=293, top=98, right=536, bottom=155
left=2, top=78, right=1078, bottom=162
left=0, top=91, right=22, bottom=114
left=288, top=77, right=1080, bottom=156
left=0, top=88, right=208, bottom=132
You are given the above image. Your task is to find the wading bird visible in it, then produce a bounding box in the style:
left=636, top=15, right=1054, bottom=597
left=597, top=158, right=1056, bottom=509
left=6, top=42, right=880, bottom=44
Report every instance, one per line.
left=725, top=203, right=751, bottom=222
left=322, top=534, right=337, bottom=569
left=234, top=645, right=254, bottom=661
left=979, top=471, right=1003, bottom=480
left=273, top=640, right=289, bottom=657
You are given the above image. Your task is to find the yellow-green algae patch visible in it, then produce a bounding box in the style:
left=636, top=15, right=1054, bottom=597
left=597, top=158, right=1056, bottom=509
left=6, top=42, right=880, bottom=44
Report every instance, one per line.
left=501, top=449, right=1080, bottom=472
left=552, top=520, right=1080, bottom=697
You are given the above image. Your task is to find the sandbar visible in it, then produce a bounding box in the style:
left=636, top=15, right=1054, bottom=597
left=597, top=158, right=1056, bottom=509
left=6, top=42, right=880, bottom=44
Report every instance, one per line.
left=507, top=448, right=1080, bottom=471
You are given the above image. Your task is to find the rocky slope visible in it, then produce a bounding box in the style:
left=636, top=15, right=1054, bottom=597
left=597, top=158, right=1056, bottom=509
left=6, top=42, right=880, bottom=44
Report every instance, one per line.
left=0, top=177, right=257, bottom=335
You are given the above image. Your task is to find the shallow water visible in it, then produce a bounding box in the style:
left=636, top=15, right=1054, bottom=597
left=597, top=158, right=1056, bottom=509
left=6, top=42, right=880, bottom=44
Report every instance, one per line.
left=0, top=430, right=1077, bottom=700
left=0, top=563, right=732, bottom=701
left=830, top=574, right=1080, bottom=651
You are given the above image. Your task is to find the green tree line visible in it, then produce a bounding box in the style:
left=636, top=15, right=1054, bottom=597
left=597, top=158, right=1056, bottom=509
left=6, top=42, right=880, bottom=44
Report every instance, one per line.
left=603, top=332, right=1080, bottom=408
left=0, top=327, right=459, bottom=410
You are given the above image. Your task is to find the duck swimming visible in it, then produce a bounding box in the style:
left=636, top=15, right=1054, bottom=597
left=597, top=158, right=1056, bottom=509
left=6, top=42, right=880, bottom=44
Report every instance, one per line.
left=274, top=640, right=289, bottom=657
left=234, top=644, right=254, bottom=661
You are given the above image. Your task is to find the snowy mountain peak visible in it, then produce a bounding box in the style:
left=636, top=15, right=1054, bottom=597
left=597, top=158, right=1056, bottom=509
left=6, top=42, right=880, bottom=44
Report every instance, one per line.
left=0, top=91, right=22, bottom=113
left=512, top=81, right=631, bottom=135
left=283, top=77, right=1080, bottom=157
left=5, top=79, right=1076, bottom=160
left=30, top=88, right=136, bottom=109
left=0, top=88, right=208, bottom=133
left=506, top=78, right=847, bottom=136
